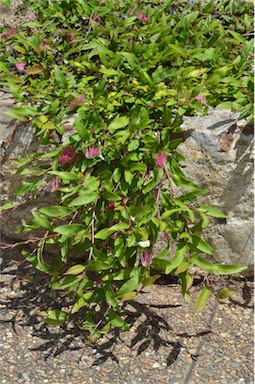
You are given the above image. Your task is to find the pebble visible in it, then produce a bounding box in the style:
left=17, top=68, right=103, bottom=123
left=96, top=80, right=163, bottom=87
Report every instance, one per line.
left=152, top=362, right=160, bottom=369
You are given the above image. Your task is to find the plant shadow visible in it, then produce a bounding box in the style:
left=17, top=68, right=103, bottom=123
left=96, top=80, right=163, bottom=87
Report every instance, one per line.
left=0, top=241, right=253, bottom=368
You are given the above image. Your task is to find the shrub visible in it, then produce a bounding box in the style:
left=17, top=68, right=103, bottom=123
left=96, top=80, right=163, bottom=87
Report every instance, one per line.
left=0, top=0, right=253, bottom=337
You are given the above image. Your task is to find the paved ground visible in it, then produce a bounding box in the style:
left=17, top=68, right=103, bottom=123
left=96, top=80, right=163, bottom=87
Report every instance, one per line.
left=0, top=244, right=253, bottom=384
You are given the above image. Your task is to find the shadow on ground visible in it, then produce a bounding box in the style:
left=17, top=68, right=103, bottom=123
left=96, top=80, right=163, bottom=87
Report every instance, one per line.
left=0, top=240, right=253, bottom=368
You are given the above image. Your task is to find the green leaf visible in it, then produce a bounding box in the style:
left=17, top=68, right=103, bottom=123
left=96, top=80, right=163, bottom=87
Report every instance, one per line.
left=64, top=264, right=86, bottom=275
left=124, top=170, right=134, bottom=184
left=108, top=116, right=129, bottom=133
left=68, top=192, right=98, bottom=207
left=71, top=295, right=89, bottom=314
left=31, top=211, right=53, bottom=230
left=53, top=224, right=87, bottom=236
left=40, top=309, right=70, bottom=326
left=48, top=171, right=82, bottom=182
left=217, top=288, right=235, bottom=301
left=39, top=206, right=74, bottom=217
left=228, top=30, right=246, bottom=44
left=189, top=235, right=215, bottom=255
left=114, top=275, right=139, bottom=299
left=142, top=275, right=161, bottom=287
left=195, top=286, right=211, bottom=312
left=95, top=222, right=129, bottom=240
left=52, top=275, right=80, bottom=290
left=88, top=260, right=112, bottom=271
left=54, top=65, right=68, bottom=89
left=103, top=189, right=122, bottom=201
left=107, top=310, right=129, bottom=330
left=0, top=201, right=20, bottom=212
left=165, top=246, right=186, bottom=274
left=168, top=44, right=187, bottom=57
left=196, top=205, right=226, bottom=218
left=14, top=180, right=44, bottom=195
left=190, top=255, right=247, bottom=275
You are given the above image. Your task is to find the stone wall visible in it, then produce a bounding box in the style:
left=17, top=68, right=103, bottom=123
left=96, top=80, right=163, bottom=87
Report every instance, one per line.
left=0, top=96, right=254, bottom=275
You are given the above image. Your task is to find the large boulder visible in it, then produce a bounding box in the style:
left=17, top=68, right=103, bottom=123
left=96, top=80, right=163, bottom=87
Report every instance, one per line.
left=0, top=96, right=253, bottom=275
left=179, top=109, right=254, bottom=276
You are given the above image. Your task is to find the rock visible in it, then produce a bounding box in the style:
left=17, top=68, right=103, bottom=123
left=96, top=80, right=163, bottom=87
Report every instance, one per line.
left=0, top=98, right=254, bottom=275
left=179, top=108, right=254, bottom=276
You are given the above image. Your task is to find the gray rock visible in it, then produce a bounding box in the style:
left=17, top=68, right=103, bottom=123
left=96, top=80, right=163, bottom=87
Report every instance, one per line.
left=179, top=108, right=254, bottom=276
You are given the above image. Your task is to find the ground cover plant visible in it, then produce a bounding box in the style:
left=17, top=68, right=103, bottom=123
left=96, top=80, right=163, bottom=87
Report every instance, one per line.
left=0, top=0, right=253, bottom=338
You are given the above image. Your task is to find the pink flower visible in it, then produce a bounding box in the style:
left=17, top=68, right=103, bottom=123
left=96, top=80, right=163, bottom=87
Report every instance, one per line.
left=1, top=28, right=16, bottom=38
left=195, top=94, right=206, bottom=104
left=94, top=15, right=101, bottom=22
left=141, top=251, right=153, bottom=267
left=69, top=96, right=85, bottom=110
left=58, top=146, right=75, bottom=165
left=6, top=45, right=12, bottom=52
left=86, top=146, right=100, bottom=159
left=50, top=177, right=59, bottom=192
left=155, top=153, right=167, bottom=169
left=16, top=62, right=25, bottom=71
left=40, top=44, right=48, bottom=51
left=136, top=11, right=150, bottom=23
left=69, top=34, right=76, bottom=41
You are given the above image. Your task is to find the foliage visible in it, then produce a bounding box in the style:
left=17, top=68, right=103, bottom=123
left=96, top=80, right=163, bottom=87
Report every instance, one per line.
left=0, top=0, right=253, bottom=337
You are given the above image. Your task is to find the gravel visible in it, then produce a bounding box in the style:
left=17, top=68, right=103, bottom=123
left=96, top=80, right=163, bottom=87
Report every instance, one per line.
left=0, top=244, right=253, bottom=384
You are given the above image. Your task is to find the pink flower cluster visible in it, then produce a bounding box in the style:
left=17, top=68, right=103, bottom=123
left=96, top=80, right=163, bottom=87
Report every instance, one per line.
left=50, top=177, right=60, bottom=192
left=141, top=251, right=153, bottom=267
left=1, top=28, right=16, bottom=38
left=136, top=11, right=150, bottom=23
left=69, top=34, right=76, bottom=41
left=58, top=146, right=75, bottom=165
left=195, top=94, right=206, bottom=104
left=155, top=153, right=167, bottom=169
left=69, top=96, right=85, bottom=110
left=40, top=44, right=49, bottom=51
left=86, top=146, right=100, bottom=159
left=16, top=62, right=26, bottom=72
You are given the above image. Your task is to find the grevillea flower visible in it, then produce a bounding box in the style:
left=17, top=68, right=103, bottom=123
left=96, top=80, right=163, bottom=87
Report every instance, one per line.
left=155, top=153, right=167, bottom=169
left=195, top=94, right=206, bottom=104
left=136, top=11, right=150, bottom=23
left=16, top=62, right=25, bottom=71
left=58, top=146, right=75, bottom=165
left=1, top=28, right=16, bottom=38
left=86, top=146, right=100, bottom=159
left=69, top=96, right=85, bottom=110
left=141, top=251, right=153, bottom=267
left=50, top=177, right=59, bottom=192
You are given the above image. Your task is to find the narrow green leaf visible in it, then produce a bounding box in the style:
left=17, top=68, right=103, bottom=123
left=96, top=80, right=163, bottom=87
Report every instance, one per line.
left=39, top=206, right=74, bottom=217
left=64, top=264, right=86, bottom=275
left=195, top=287, right=211, bottom=312
left=189, top=235, right=215, bottom=255
left=196, top=205, right=226, bottom=218
left=68, top=192, right=98, bottom=206
left=32, top=211, right=53, bottom=230
left=114, top=275, right=139, bottom=299
left=165, top=246, right=186, bottom=274
left=53, top=224, right=86, bottom=236
left=95, top=222, right=129, bottom=240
